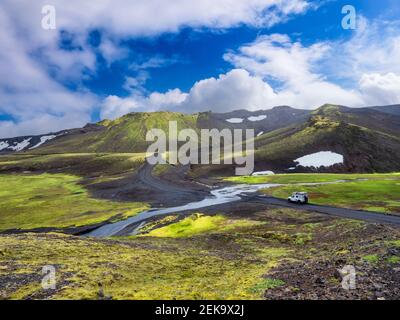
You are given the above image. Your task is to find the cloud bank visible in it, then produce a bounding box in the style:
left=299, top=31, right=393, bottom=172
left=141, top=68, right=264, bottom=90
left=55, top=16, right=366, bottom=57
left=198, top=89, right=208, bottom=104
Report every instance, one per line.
left=102, top=18, right=400, bottom=117
left=1, top=1, right=400, bottom=137
left=0, top=0, right=311, bottom=137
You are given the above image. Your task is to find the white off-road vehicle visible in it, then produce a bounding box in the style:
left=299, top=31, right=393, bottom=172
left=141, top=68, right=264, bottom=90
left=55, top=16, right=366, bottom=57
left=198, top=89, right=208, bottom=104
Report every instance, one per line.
left=288, top=192, right=309, bottom=204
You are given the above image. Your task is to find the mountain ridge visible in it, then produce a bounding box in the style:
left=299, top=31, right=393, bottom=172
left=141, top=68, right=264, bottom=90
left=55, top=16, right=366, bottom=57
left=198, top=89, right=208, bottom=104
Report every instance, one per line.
left=1, top=104, right=399, bottom=173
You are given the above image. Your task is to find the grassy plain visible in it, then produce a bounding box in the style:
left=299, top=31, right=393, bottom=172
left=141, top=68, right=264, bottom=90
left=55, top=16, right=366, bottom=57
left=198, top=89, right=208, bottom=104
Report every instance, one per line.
left=226, top=173, right=400, bottom=214
left=0, top=173, right=148, bottom=231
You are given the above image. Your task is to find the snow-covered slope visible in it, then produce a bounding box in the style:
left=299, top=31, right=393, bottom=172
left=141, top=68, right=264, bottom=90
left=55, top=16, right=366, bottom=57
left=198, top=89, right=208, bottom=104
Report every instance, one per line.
left=294, top=151, right=344, bottom=168
left=29, top=135, right=57, bottom=150
left=0, top=134, right=60, bottom=153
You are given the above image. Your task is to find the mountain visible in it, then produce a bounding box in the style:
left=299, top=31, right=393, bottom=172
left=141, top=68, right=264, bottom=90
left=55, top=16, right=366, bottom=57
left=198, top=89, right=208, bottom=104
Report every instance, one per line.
left=1, top=104, right=399, bottom=173
left=197, top=106, right=310, bottom=135
left=1, top=112, right=198, bottom=154
left=370, top=105, right=400, bottom=116
left=254, top=104, right=400, bottom=173
left=0, top=130, right=69, bottom=153
left=0, top=107, right=308, bottom=154
left=312, top=105, right=400, bottom=137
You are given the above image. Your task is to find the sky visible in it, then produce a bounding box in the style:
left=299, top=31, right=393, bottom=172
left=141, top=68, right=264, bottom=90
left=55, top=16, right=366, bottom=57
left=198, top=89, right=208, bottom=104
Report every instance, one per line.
left=0, top=0, right=400, bottom=138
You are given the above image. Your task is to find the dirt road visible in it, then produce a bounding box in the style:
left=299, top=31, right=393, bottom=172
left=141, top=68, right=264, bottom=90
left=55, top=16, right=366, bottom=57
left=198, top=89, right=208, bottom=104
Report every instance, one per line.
left=88, top=162, right=210, bottom=207
left=243, top=195, right=400, bottom=226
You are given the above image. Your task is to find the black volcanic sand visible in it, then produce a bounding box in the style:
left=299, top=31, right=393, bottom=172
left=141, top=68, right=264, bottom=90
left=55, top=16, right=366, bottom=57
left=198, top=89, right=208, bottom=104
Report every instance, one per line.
left=86, top=164, right=213, bottom=207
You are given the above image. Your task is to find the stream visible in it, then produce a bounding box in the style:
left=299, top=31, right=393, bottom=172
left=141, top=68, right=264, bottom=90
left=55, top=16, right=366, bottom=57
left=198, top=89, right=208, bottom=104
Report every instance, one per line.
left=85, top=183, right=280, bottom=237
left=85, top=178, right=370, bottom=238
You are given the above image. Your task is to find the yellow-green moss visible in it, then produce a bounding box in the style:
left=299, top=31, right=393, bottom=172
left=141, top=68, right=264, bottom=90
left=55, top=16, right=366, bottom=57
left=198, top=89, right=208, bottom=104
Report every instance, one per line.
left=142, top=213, right=260, bottom=238
left=0, top=233, right=288, bottom=300
left=0, top=173, right=148, bottom=231
left=363, top=254, right=379, bottom=264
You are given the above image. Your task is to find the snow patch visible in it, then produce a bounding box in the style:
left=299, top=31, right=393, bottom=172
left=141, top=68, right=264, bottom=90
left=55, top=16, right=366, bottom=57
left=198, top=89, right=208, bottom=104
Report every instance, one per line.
left=257, top=131, right=264, bottom=137
left=294, top=151, right=344, bottom=168
left=287, top=167, right=296, bottom=170
left=226, top=118, right=244, bottom=124
left=0, top=141, right=9, bottom=151
left=252, top=170, right=275, bottom=176
left=8, top=138, right=32, bottom=151
left=248, top=115, right=267, bottom=122
left=29, top=135, right=57, bottom=149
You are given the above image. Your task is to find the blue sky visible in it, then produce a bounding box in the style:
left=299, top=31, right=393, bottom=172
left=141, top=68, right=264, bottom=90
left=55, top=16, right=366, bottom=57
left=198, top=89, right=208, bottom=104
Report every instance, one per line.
left=84, top=0, right=394, bottom=97
left=0, top=0, right=399, bottom=137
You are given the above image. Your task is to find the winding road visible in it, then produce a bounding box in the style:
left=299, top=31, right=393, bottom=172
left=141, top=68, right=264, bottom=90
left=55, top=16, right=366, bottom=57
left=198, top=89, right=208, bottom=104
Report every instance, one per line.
left=139, top=162, right=400, bottom=227
left=86, top=163, right=400, bottom=237
left=137, top=162, right=208, bottom=195
left=242, top=194, right=400, bottom=226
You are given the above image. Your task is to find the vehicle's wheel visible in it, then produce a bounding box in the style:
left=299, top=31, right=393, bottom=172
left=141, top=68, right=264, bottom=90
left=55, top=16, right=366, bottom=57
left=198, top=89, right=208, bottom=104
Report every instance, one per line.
left=297, top=200, right=301, bottom=204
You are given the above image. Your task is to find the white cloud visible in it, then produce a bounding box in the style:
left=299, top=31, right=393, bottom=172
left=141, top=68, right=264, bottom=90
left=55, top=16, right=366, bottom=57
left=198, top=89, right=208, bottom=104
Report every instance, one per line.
left=101, top=17, right=400, bottom=118
left=129, top=55, right=179, bottom=71
left=99, top=38, right=128, bottom=66
left=331, top=17, right=400, bottom=80
left=100, top=69, right=277, bottom=116
left=52, top=0, right=309, bottom=35
left=0, top=113, right=91, bottom=138
left=0, top=8, right=97, bottom=138
left=0, top=0, right=311, bottom=137
left=224, top=33, right=329, bottom=84
left=101, top=89, right=187, bottom=119
left=179, top=69, right=276, bottom=112
left=0, top=0, right=311, bottom=138
left=223, top=34, right=363, bottom=109
left=359, top=73, right=400, bottom=106
left=2, top=1, right=400, bottom=136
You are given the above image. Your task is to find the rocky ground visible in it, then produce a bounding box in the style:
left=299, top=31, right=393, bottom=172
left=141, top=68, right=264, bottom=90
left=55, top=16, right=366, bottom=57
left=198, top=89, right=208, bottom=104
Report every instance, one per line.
left=263, top=223, right=400, bottom=300
left=1, top=187, right=400, bottom=300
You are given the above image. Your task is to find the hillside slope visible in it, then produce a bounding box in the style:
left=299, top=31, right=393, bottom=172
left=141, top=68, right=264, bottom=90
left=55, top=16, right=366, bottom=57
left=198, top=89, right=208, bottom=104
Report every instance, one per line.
left=28, top=112, right=198, bottom=154
left=253, top=105, right=400, bottom=173
left=1, top=104, right=399, bottom=173
left=197, top=106, right=310, bottom=135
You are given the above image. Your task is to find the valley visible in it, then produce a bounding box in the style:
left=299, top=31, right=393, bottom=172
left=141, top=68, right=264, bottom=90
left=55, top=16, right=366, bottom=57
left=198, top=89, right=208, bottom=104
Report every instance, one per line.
left=1, top=104, right=400, bottom=300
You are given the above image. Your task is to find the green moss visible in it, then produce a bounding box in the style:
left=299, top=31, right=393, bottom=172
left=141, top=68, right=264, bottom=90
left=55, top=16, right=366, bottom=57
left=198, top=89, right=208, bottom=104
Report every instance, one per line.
left=233, top=173, right=400, bottom=215
left=225, top=173, right=399, bottom=185
left=363, top=254, right=379, bottom=264
left=387, top=240, right=400, bottom=248
left=248, top=278, right=285, bottom=294
left=335, top=249, right=350, bottom=255
left=0, top=173, right=148, bottom=231
left=387, top=256, right=400, bottom=264
left=293, top=233, right=313, bottom=245
left=0, top=233, right=289, bottom=300
left=0, top=153, right=146, bottom=178
left=143, top=213, right=259, bottom=238
left=261, top=231, right=312, bottom=245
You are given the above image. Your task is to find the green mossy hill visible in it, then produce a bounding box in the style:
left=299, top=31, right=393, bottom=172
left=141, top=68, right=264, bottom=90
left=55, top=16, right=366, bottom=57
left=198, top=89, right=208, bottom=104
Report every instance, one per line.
left=30, top=112, right=198, bottom=154
left=254, top=107, right=400, bottom=172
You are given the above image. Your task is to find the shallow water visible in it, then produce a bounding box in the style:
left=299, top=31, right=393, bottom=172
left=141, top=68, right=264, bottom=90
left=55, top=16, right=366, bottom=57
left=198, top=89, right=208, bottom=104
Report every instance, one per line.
left=85, top=183, right=280, bottom=237
left=85, top=178, right=364, bottom=238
